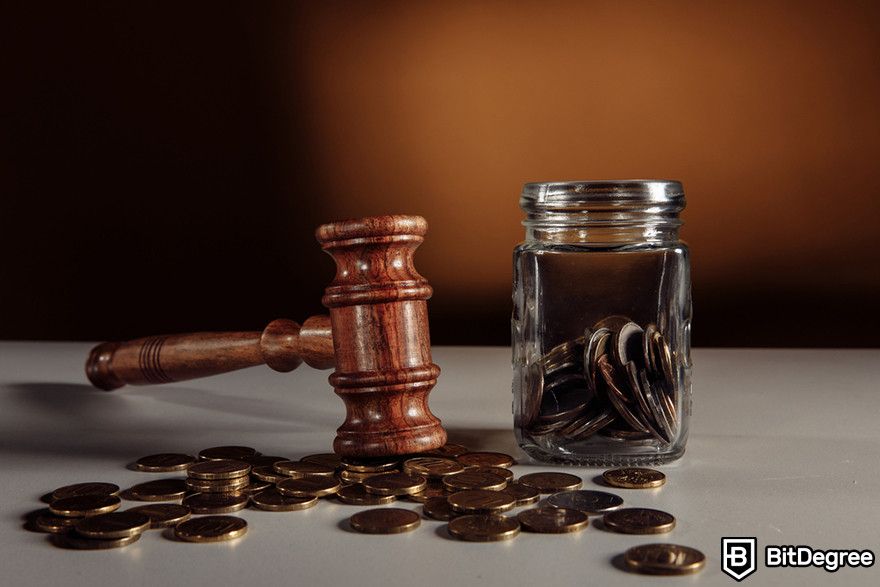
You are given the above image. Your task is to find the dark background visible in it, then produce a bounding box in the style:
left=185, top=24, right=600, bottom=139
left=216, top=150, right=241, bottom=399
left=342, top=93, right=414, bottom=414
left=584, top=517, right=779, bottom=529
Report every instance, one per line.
left=2, top=1, right=879, bottom=347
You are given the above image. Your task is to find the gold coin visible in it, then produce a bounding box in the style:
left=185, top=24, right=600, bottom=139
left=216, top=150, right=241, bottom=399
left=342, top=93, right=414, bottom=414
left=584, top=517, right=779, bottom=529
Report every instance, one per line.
left=447, top=514, right=520, bottom=542
left=251, top=465, right=289, bottom=484
left=244, top=479, right=273, bottom=494
left=447, top=490, right=516, bottom=514
left=422, top=496, right=459, bottom=521
left=363, top=472, right=427, bottom=496
left=135, top=453, right=195, bottom=472
left=182, top=492, right=248, bottom=514
left=188, top=459, right=250, bottom=480
left=442, top=470, right=508, bottom=492
left=174, top=515, right=248, bottom=542
left=250, top=488, right=318, bottom=511
left=340, top=457, right=401, bottom=473
left=125, top=479, right=188, bottom=501
left=75, top=511, right=151, bottom=539
left=501, top=483, right=541, bottom=506
left=338, top=469, right=378, bottom=484
left=185, top=476, right=250, bottom=494
left=464, top=466, right=514, bottom=482
left=336, top=484, right=396, bottom=505
left=52, top=482, right=119, bottom=501
left=402, top=457, right=465, bottom=479
left=349, top=508, right=421, bottom=534
left=34, top=513, right=79, bottom=534
left=424, top=443, right=470, bottom=458
left=603, top=508, right=676, bottom=534
left=276, top=475, right=341, bottom=498
left=241, top=455, right=289, bottom=468
left=624, top=544, right=705, bottom=575
left=602, top=468, right=666, bottom=489
left=517, top=507, right=589, bottom=533
left=198, top=446, right=258, bottom=461
left=273, top=461, right=337, bottom=478
left=50, top=494, right=121, bottom=517
left=51, top=532, right=141, bottom=550
left=127, top=504, right=192, bottom=528
left=517, top=472, right=583, bottom=493
left=457, top=452, right=516, bottom=468
left=300, top=453, right=340, bottom=468
left=404, top=483, right=449, bottom=503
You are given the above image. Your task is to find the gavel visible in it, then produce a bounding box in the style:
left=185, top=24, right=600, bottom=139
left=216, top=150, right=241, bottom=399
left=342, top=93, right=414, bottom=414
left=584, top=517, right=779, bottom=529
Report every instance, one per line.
left=85, top=215, right=447, bottom=457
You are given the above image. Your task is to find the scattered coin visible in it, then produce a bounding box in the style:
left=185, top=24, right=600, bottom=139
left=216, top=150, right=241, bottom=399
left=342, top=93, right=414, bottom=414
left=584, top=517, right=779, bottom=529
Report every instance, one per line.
left=547, top=490, right=623, bottom=514
left=517, top=472, right=583, bottom=493
left=603, top=508, right=675, bottom=534
left=404, top=483, right=449, bottom=503
left=501, top=483, right=541, bottom=506
left=457, top=452, right=516, bottom=468
left=244, top=479, right=272, bottom=494
left=51, top=482, right=119, bottom=501
left=422, top=496, right=459, bottom=521
left=134, top=453, right=195, bottom=472
left=250, top=488, right=318, bottom=511
left=363, top=472, right=427, bottom=496
left=50, top=494, right=121, bottom=517
left=339, top=469, right=378, bottom=484
left=182, top=492, right=248, bottom=514
left=349, top=508, right=421, bottom=534
left=463, top=466, right=514, bottom=482
left=125, top=479, right=188, bottom=502
left=34, top=512, right=79, bottom=534
left=448, top=490, right=516, bottom=514
left=602, top=468, right=666, bottom=489
left=340, top=457, right=400, bottom=473
left=447, top=514, right=520, bottom=542
left=187, top=459, right=250, bottom=480
left=517, top=507, right=589, bottom=533
left=251, top=466, right=288, bottom=484
left=274, top=461, right=337, bottom=478
left=424, top=443, right=470, bottom=458
left=127, top=504, right=192, bottom=528
left=241, top=455, right=289, bottom=468
left=174, top=515, right=248, bottom=542
left=50, top=532, right=141, bottom=550
left=198, top=446, right=258, bottom=461
left=300, top=453, right=342, bottom=469
left=442, top=470, right=508, bottom=492
left=276, top=475, right=342, bottom=498
left=336, top=484, right=396, bottom=506
left=403, top=457, right=465, bottom=479
left=185, top=476, right=250, bottom=493
left=75, top=511, right=151, bottom=539
left=623, top=543, right=705, bottom=575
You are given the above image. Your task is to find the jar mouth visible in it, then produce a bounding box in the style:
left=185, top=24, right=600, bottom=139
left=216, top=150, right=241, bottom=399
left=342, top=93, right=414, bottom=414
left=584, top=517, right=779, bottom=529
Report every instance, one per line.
left=521, top=180, right=684, bottom=212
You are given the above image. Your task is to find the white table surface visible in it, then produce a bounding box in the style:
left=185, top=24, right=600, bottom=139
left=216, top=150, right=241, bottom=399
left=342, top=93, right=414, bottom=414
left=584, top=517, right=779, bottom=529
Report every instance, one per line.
left=1, top=343, right=878, bottom=586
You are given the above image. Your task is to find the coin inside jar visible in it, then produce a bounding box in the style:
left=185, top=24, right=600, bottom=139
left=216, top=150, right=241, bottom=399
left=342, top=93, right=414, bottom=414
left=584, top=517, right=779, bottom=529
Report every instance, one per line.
left=173, top=515, right=248, bottom=542
left=276, top=475, right=342, bottom=498
left=442, top=470, right=508, bottom=492
left=51, top=482, right=120, bottom=501
left=134, top=453, right=196, bottom=472
left=349, top=508, right=421, bottom=534
left=273, top=461, right=337, bottom=478
left=127, top=504, right=192, bottom=528
left=623, top=543, right=705, bottom=575
left=74, top=511, right=151, bottom=539
left=125, top=479, right=188, bottom=502
left=447, top=514, right=520, bottom=542
left=250, top=488, right=318, bottom=512
left=447, top=490, right=516, bottom=514
left=602, top=508, right=676, bottom=534
left=456, top=452, right=515, bottom=468
left=182, top=492, right=248, bottom=514
left=546, top=490, right=623, bottom=514
left=363, top=472, right=427, bottom=496
left=602, top=467, right=666, bottom=489
left=187, top=459, right=250, bottom=480
left=517, top=507, right=589, bottom=533
left=336, top=484, right=396, bottom=506
left=517, top=472, right=583, bottom=493
left=50, top=494, right=121, bottom=517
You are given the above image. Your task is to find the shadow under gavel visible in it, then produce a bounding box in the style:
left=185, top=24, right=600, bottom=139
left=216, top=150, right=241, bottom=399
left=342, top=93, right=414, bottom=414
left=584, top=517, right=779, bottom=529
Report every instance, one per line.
left=85, top=215, right=447, bottom=457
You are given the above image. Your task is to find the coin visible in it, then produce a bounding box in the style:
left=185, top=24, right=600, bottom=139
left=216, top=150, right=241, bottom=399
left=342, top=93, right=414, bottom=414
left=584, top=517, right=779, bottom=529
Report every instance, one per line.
left=517, top=507, right=589, bottom=533
left=336, top=484, right=396, bottom=505
left=198, top=446, right=258, bottom=461
left=251, top=488, right=318, bottom=511
left=340, top=457, right=400, bottom=473
left=547, top=490, right=623, bottom=514
left=457, top=452, right=515, bottom=468
left=339, top=469, right=378, bottom=484
left=174, top=515, right=248, bottom=542
left=185, top=476, right=250, bottom=493
left=126, top=478, right=188, bottom=501
left=276, top=475, right=342, bottom=498
left=274, top=461, right=337, bottom=478
left=349, top=508, right=421, bottom=534
left=463, top=466, right=514, bottom=482
left=244, top=479, right=272, bottom=494
left=603, top=508, right=675, bottom=534
left=301, top=453, right=342, bottom=469
left=424, top=443, right=470, bottom=458
left=501, top=483, right=541, bottom=506
left=517, top=472, right=583, bottom=493
left=127, top=504, right=192, bottom=528
left=188, top=459, right=251, bottom=480
left=34, top=512, right=79, bottom=534
left=51, top=532, right=141, bottom=550
left=50, top=494, right=121, bottom=517
left=623, top=544, right=705, bottom=575
left=75, top=511, right=151, bottom=539
left=135, top=453, right=195, bottom=472
left=404, top=483, right=449, bottom=503
left=422, top=496, right=459, bottom=521
left=442, top=470, right=508, bottom=492
left=250, top=465, right=287, bottom=484
left=51, top=482, right=119, bottom=501
left=241, top=455, right=289, bottom=468
left=602, top=468, right=666, bottom=489
left=560, top=409, right=616, bottom=440
left=447, top=490, right=516, bottom=514
left=182, top=492, right=248, bottom=514
left=447, top=514, right=520, bottom=542
left=403, top=457, right=465, bottom=479
left=363, top=472, right=427, bottom=496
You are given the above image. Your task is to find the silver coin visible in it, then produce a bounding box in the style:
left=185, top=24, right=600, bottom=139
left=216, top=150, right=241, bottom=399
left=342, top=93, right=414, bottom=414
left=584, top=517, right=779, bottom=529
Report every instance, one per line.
left=613, top=321, right=645, bottom=368
left=547, top=490, right=623, bottom=514
left=561, top=409, right=615, bottom=440
left=583, top=327, right=611, bottom=394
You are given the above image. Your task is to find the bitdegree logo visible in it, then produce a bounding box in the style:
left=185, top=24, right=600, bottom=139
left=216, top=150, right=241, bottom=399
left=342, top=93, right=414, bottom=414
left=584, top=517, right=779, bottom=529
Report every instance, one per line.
left=766, top=545, right=874, bottom=573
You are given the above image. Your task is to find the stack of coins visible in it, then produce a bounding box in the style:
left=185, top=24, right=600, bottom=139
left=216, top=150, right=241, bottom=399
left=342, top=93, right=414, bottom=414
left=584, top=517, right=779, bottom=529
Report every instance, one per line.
left=524, top=316, right=679, bottom=445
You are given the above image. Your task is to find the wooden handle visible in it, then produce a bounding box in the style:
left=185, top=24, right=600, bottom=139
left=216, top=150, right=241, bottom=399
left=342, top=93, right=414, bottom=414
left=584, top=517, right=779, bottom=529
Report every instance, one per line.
left=86, top=316, right=334, bottom=391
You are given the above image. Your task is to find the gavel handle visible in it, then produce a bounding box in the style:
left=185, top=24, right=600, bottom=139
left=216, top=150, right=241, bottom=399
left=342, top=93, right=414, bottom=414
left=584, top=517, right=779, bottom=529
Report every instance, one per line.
left=85, top=316, right=335, bottom=391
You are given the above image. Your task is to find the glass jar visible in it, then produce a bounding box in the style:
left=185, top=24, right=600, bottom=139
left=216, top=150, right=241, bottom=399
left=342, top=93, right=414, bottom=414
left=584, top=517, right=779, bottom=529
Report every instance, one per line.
left=512, top=180, right=692, bottom=466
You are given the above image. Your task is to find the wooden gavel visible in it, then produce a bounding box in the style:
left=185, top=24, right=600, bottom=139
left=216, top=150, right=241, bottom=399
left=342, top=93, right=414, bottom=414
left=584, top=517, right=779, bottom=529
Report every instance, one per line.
left=85, top=215, right=447, bottom=457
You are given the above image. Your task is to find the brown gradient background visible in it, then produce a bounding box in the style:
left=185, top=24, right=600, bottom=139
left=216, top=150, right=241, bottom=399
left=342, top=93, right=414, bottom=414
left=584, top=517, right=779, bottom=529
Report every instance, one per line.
left=2, top=1, right=879, bottom=346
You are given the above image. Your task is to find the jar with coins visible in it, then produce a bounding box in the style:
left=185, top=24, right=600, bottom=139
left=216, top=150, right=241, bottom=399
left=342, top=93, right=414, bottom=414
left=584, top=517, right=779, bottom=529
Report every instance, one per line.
left=512, top=180, right=692, bottom=465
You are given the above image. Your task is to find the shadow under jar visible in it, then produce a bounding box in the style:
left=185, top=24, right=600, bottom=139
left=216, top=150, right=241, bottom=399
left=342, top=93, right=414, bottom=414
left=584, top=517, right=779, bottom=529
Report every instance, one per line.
left=512, top=180, right=692, bottom=466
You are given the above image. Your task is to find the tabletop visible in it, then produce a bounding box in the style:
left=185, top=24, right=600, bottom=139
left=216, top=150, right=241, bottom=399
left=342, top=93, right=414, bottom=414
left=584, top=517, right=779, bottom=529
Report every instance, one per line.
left=1, top=343, right=878, bottom=586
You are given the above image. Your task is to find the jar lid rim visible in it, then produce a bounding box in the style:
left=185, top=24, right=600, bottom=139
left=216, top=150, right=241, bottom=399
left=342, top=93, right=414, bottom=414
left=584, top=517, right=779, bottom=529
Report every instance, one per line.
left=522, top=180, right=684, bottom=207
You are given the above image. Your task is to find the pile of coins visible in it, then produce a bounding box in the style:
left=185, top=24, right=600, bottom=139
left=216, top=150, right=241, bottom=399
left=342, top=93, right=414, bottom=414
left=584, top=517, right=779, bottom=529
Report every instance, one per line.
left=23, top=444, right=704, bottom=575
left=524, top=315, right=679, bottom=445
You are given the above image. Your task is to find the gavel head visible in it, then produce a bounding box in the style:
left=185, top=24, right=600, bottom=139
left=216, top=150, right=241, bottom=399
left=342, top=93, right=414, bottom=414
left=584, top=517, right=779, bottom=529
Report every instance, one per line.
left=316, top=215, right=447, bottom=457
